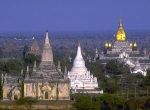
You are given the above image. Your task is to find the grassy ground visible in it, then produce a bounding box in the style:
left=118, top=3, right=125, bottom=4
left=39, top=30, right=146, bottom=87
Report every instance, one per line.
left=0, top=100, right=75, bottom=110
left=115, top=86, right=150, bottom=100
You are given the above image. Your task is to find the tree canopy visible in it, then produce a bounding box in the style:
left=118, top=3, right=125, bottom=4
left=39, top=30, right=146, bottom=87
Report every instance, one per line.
left=16, top=97, right=37, bottom=110
left=23, top=53, right=41, bottom=66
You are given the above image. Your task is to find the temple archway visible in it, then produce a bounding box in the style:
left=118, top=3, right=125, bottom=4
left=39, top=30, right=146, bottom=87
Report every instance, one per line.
left=45, top=91, right=48, bottom=99
left=14, top=95, right=18, bottom=100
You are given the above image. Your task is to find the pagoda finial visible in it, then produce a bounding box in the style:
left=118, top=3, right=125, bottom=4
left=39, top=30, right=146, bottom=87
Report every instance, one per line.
left=78, top=42, right=80, bottom=47
left=40, top=30, right=53, bottom=63
left=45, top=30, right=49, bottom=44
left=119, top=16, right=123, bottom=27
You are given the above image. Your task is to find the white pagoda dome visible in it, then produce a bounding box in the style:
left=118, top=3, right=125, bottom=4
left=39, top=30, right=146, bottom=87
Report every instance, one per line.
left=71, top=43, right=87, bottom=73
left=68, top=43, right=102, bottom=94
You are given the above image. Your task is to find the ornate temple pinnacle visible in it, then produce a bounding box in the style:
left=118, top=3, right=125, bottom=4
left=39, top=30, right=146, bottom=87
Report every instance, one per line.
left=116, top=16, right=126, bottom=41
left=78, top=42, right=80, bottom=47
left=119, top=16, right=123, bottom=27
left=40, top=30, right=53, bottom=63
left=45, top=30, right=50, bottom=44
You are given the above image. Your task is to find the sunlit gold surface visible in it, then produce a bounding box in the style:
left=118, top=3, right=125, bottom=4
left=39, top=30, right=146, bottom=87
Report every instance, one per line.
left=108, top=43, right=111, bottom=47
left=105, top=42, right=108, bottom=47
left=116, top=16, right=126, bottom=41
left=134, top=42, right=137, bottom=47
left=130, top=43, right=132, bottom=47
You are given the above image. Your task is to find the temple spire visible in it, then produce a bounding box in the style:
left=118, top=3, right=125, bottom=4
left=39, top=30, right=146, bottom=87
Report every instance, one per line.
left=39, top=30, right=56, bottom=70
left=76, top=42, right=83, bottom=59
left=72, top=43, right=85, bottom=68
left=45, top=30, right=50, bottom=44
left=116, top=16, right=126, bottom=41
left=41, top=30, right=53, bottom=62
left=119, top=16, right=123, bottom=27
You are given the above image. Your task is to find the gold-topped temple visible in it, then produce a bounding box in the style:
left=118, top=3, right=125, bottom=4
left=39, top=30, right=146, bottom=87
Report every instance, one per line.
left=116, top=16, right=126, bottom=41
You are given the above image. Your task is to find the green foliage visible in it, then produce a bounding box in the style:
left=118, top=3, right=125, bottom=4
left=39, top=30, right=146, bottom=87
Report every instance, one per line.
left=143, top=97, right=150, bottom=109
left=105, top=60, right=119, bottom=74
left=127, top=98, right=145, bottom=110
left=99, top=94, right=125, bottom=110
left=0, top=108, right=12, bottom=110
left=120, top=73, right=144, bottom=87
left=72, top=95, right=100, bottom=110
left=53, top=59, right=72, bottom=73
left=86, top=62, right=105, bottom=75
left=0, top=78, right=2, bottom=99
left=16, top=97, right=37, bottom=110
left=147, top=68, right=150, bottom=76
left=100, top=75, right=120, bottom=93
left=105, top=60, right=130, bottom=75
left=72, top=94, right=125, bottom=110
left=23, top=53, right=41, bottom=66
left=142, top=75, right=150, bottom=86
left=0, top=47, right=3, bottom=58
left=23, top=46, right=29, bottom=52
left=142, top=69, right=150, bottom=87
left=0, top=59, right=25, bottom=74
left=85, top=62, right=106, bottom=88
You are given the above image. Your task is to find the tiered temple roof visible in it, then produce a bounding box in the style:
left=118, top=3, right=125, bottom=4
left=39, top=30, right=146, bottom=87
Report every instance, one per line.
left=28, top=39, right=41, bottom=55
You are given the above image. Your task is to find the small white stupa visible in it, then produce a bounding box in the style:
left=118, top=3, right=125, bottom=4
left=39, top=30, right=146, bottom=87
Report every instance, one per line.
left=68, top=43, right=103, bottom=93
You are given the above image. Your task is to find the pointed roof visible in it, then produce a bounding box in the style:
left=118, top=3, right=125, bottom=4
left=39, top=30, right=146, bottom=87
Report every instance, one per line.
left=39, top=30, right=56, bottom=70
left=31, top=39, right=40, bottom=50
left=28, top=39, right=41, bottom=55
left=41, top=30, right=53, bottom=62
left=74, top=43, right=83, bottom=60
left=72, top=43, right=86, bottom=68
left=4, top=40, right=18, bottom=52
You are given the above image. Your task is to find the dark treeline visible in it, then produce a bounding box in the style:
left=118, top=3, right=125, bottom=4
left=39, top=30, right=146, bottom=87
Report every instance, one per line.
left=71, top=94, right=150, bottom=110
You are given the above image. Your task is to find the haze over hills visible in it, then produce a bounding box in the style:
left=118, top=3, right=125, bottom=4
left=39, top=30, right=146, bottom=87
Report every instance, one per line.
left=0, top=30, right=150, bottom=56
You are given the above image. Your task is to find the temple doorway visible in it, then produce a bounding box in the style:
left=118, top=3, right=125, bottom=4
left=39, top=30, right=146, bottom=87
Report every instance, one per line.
left=14, top=95, right=18, bottom=100
left=45, top=91, right=48, bottom=99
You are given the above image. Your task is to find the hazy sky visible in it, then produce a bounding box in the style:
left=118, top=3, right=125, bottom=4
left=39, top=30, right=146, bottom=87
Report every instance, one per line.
left=0, top=0, right=150, bottom=33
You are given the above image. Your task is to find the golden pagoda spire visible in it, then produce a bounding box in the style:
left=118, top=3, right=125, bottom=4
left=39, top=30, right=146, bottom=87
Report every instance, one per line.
left=116, top=16, right=126, bottom=41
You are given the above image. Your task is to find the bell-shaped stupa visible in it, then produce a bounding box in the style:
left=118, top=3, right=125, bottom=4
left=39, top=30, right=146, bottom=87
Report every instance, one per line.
left=68, top=43, right=102, bottom=93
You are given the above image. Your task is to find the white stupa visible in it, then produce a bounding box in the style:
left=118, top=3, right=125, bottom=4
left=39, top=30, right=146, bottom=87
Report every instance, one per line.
left=68, top=43, right=103, bottom=93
